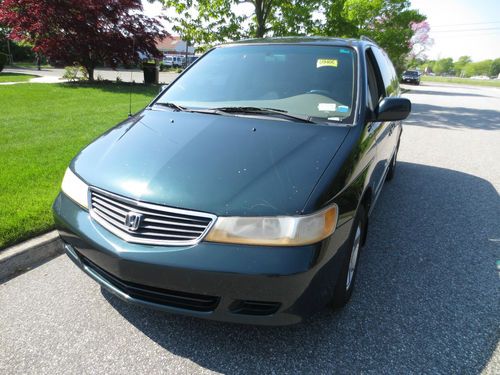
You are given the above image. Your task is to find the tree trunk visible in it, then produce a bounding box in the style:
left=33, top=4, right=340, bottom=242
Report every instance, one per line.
left=254, top=0, right=266, bottom=38
left=6, top=39, right=13, bottom=65
left=87, top=67, right=94, bottom=82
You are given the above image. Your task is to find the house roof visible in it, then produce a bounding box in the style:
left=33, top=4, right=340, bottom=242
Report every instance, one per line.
left=156, top=36, right=183, bottom=51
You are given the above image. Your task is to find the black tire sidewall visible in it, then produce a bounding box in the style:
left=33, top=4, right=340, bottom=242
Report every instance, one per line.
left=332, top=205, right=366, bottom=308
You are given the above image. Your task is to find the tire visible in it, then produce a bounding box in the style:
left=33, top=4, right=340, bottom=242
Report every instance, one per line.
left=385, top=142, right=399, bottom=181
left=332, top=205, right=366, bottom=308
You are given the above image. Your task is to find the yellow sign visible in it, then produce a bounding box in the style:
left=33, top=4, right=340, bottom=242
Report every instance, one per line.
left=317, top=59, right=338, bottom=68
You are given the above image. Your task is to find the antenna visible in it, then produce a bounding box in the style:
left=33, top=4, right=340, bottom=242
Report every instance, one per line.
left=128, top=38, right=135, bottom=117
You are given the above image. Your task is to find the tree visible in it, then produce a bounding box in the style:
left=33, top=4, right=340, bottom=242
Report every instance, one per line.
left=0, top=0, right=165, bottom=80
left=463, top=59, right=492, bottom=78
left=490, top=58, right=500, bottom=77
left=320, top=0, right=426, bottom=73
left=163, top=0, right=425, bottom=72
left=433, top=58, right=454, bottom=75
left=454, top=56, right=472, bottom=77
left=409, top=20, right=432, bottom=59
left=163, top=0, right=321, bottom=48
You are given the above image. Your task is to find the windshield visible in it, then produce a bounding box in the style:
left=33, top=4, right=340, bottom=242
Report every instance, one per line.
left=403, top=70, right=419, bottom=76
left=157, top=44, right=357, bottom=123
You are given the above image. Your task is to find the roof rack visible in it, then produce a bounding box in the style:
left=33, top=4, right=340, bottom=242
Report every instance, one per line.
left=360, top=35, right=379, bottom=46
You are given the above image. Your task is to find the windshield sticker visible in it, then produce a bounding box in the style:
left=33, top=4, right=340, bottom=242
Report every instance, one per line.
left=337, top=105, right=349, bottom=113
left=317, top=59, right=338, bottom=68
left=318, top=103, right=337, bottom=112
left=340, top=49, right=351, bottom=54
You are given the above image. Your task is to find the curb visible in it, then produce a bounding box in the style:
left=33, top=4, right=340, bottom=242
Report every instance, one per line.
left=0, top=231, right=63, bottom=282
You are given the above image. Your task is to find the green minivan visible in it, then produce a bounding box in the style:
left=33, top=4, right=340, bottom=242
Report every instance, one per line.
left=53, top=37, right=410, bottom=325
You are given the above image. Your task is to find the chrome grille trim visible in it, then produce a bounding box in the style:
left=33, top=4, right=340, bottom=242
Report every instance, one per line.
left=89, top=187, right=217, bottom=246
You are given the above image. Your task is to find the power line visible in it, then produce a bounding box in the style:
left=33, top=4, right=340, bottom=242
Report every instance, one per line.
left=431, top=27, right=500, bottom=33
left=432, top=21, right=500, bottom=28
left=436, top=32, right=500, bottom=38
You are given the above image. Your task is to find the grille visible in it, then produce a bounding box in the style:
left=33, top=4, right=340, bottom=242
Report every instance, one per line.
left=89, top=188, right=216, bottom=246
left=80, top=253, right=219, bottom=312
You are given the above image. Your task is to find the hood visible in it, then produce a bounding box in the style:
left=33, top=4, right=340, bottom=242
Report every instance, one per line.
left=72, top=109, right=350, bottom=216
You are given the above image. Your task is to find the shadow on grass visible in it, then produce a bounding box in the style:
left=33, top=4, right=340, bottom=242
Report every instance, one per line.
left=55, top=81, right=160, bottom=96
left=102, top=162, right=500, bottom=373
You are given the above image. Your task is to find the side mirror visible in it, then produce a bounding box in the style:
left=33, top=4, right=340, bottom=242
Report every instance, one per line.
left=375, top=97, right=411, bottom=121
left=159, top=84, right=169, bottom=93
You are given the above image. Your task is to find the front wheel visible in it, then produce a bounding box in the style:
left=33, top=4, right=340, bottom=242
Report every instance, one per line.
left=332, top=206, right=366, bottom=308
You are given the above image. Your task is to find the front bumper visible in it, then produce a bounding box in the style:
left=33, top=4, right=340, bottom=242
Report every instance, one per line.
left=53, top=192, right=351, bottom=325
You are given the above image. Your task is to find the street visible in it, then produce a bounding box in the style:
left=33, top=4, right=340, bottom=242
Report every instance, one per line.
left=1, top=83, right=499, bottom=374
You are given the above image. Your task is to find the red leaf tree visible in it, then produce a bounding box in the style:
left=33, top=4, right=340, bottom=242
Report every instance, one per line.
left=0, top=0, right=166, bottom=80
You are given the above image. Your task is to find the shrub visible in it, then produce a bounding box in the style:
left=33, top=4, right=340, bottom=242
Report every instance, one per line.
left=62, top=63, right=88, bottom=82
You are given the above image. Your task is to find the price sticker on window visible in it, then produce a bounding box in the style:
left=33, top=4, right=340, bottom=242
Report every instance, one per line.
left=317, top=59, right=338, bottom=68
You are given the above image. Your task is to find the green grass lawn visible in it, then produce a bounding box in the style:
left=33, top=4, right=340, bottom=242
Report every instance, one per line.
left=0, top=72, right=38, bottom=83
left=421, top=75, right=500, bottom=87
left=0, top=83, right=158, bottom=249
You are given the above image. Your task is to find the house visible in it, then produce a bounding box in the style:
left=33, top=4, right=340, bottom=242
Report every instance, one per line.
left=156, top=36, right=195, bottom=56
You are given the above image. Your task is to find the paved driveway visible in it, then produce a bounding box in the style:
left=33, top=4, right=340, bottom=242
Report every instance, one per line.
left=1, top=83, right=499, bottom=374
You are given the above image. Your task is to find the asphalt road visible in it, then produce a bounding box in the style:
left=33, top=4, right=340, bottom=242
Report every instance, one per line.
left=1, top=83, right=499, bottom=374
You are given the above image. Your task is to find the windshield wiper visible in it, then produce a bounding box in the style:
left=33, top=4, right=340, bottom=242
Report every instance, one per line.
left=153, top=102, right=186, bottom=111
left=153, top=102, right=229, bottom=116
left=153, top=104, right=316, bottom=123
left=212, top=106, right=316, bottom=124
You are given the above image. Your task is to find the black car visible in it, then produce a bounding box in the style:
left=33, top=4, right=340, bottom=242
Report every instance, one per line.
left=53, top=37, right=411, bottom=325
left=401, top=70, right=420, bottom=85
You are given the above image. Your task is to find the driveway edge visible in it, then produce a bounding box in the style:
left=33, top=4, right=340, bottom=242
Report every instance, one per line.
left=0, top=231, right=63, bottom=282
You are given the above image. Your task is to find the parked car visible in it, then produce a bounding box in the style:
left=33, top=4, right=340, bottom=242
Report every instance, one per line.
left=163, top=55, right=185, bottom=68
left=53, top=37, right=411, bottom=325
left=401, top=70, right=420, bottom=85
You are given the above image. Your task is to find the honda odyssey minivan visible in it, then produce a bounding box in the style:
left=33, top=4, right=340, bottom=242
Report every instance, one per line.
left=53, top=37, right=411, bottom=325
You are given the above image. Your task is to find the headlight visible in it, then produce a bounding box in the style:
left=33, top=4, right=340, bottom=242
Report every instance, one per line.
left=61, top=168, right=89, bottom=209
left=205, top=205, right=338, bottom=246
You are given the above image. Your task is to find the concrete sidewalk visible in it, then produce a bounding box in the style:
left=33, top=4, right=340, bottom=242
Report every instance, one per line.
left=3, top=67, right=179, bottom=84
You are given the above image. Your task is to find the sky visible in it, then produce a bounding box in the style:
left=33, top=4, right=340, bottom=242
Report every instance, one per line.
left=410, top=0, right=500, bottom=61
left=143, top=0, right=500, bottom=62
